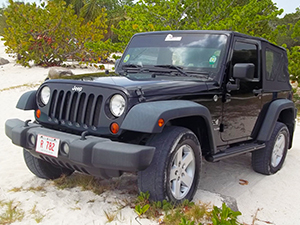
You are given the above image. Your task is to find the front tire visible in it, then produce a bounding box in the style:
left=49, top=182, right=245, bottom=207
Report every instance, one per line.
left=138, top=126, right=201, bottom=203
left=23, top=149, right=74, bottom=179
left=252, top=122, right=289, bottom=175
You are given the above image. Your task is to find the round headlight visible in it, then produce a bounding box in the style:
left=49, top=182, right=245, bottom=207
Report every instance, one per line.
left=109, top=94, right=126, bottom=117
left=40, top=86, right=51, bottom=105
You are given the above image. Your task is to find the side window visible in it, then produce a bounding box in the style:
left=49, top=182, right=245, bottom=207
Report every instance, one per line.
left=265, top=48, right=286, bottom=82
left=232, top=41, right=259, bottom=79
left=265, top=50, right=275, bottom=80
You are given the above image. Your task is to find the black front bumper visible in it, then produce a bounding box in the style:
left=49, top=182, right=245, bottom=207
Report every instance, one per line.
left=5, top=119, right=155, bottom=178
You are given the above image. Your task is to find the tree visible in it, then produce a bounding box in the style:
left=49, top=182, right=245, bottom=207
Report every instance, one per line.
left=0, top=7, right=8, bottom=36
left=70, top=0, right=135, bottom=56
left=3, top=0, right=107, bottom=66
left=113, top=0, right=282, bottom=48
left=272, top=8, right=300, bottom=48
left=286, top=17, right=300, bottom=83
left=195, top=0, right=281, bottom=41
left=113, top=0, right=187, bottom=48
left=50, top=0, right=134, bottom=40
left=270, top=7, right=300, bottom=85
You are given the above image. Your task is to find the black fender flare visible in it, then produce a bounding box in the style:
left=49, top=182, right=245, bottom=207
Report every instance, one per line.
left=121, top=100, right=216, bottom=151
left=256, top=99, right=296, bottom=143
left=16, top=90, right=37, bottom=110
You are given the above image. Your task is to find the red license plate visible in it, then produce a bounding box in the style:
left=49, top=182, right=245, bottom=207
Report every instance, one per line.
left=36, top=134, right=60, bottom=158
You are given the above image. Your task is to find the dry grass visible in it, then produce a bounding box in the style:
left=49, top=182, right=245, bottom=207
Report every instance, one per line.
left=8, top=187, right=22, bottom=192
left=30, top=204, right=45, bottom=223
left=50, top=172, right=138, bottom=223
left=0, top=200, right=24, bottom=224
left=52, top=172, right=138, bottom=196
left=9, top=186, right=46, bottom=193
left=0, top=82, right=41, bottom=92
left=70, top=207, right=81, bottom=211
left=52, top=173, right=106, bottom=195
left=104, top=210, right=117, bottom=223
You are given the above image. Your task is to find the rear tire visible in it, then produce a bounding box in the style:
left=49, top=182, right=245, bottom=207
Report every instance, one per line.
left=252, top=122, right=289, bottom=175
left=138, top=126, right=201, bottom=204
left=23, top=149, right=74, bottom=179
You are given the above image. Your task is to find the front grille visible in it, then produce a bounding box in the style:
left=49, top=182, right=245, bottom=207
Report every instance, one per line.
left=48, top=90, right=103, bottom=127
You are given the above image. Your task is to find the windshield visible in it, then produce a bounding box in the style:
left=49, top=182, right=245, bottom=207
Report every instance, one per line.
left=118, top=33, right=228, bottom=80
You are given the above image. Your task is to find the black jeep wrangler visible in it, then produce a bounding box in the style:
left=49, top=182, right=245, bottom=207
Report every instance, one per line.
left=5, top=30, right=297, bottom=203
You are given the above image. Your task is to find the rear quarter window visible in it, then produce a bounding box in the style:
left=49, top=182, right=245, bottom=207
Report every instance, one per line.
left=265, top=48, right=287, bottom=82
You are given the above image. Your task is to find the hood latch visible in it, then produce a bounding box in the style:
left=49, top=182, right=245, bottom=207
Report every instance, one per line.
left=136, top=87, right=146, bottom=102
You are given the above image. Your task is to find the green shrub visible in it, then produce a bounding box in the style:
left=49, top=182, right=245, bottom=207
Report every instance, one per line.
left=84, top=38, right=123, bottom=60
left=211, top=203, right=242, bottom=225
left=2, top=0, right=107, bottom=67
left=134, top=193, right=242, bottom=225
left=287, top=46, right=300, bottom=84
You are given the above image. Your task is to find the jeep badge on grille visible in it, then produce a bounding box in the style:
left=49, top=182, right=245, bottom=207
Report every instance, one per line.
left=72, top=86, right=83, bottom=92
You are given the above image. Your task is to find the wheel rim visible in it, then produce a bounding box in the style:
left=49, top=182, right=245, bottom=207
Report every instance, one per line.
left=271, top=133, right=286, bottom=168
left=169, top=144, right=195, bottom=200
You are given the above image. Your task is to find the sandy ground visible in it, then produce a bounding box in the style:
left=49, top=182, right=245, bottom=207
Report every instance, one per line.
left=1, top=39, right=300, bottom=225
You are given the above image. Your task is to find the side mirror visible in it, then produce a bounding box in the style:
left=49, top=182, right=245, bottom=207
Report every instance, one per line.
left=233, top=63, right=255, bottom=81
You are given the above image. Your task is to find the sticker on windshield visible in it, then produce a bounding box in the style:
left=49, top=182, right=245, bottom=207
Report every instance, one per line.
left=123, top=54, right=130, bottom=63
left=165, top=34, right=182, bottom=41
left=209, top=55, right=217, bottom=65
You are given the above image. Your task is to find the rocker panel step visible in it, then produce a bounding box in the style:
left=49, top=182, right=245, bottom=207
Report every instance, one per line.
left=206, top=143, right=266, bottom=162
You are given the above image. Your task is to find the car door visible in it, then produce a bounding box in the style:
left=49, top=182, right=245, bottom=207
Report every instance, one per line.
left=221, top=39, right=263, bottom=143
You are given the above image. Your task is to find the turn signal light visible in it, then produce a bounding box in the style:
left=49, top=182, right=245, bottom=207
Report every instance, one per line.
left=110, top=122, right=119, bottom=134
left=158, top=118, right=164, bottom=127
left=36, top=109, right=41, bottom=118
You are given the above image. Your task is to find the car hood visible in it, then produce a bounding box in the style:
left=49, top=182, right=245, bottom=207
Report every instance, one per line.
left=84, top=76, right=210, bottom=98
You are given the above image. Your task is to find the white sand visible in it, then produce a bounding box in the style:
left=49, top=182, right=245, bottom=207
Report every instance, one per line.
left=1, top=39, right=300, bottom=224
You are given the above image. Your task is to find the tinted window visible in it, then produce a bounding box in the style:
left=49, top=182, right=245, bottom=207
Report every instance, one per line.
left=265, top=48, right=287, bottom=82
left=232, top=42, right=259, bottom=78
left=266, top=49, right=276, bottom=80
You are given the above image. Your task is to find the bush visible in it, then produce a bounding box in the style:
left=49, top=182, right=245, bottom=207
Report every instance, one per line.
left=2, top=0, right=107, bottom=67
left=287, top=46, right=300, bottom=84
left=0, top=8, right=7, bottom=36
left=84, top=38, right=123, bottom=60
left=134, top=192, right=242, bottom=225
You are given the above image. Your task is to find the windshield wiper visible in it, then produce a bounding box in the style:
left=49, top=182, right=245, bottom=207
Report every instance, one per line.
left=152, top=65, right=212, bottom=79
left=120, top=64, right=143, bottom=76
left=122, top=64, right=142, bottom=69
left=154, top=65, right=189, bottom=77
left=121, top=64, right=212, bottom=79
left=154, top=65, right=211, bottom=79
left=184, top=70, right=212, bottom=79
